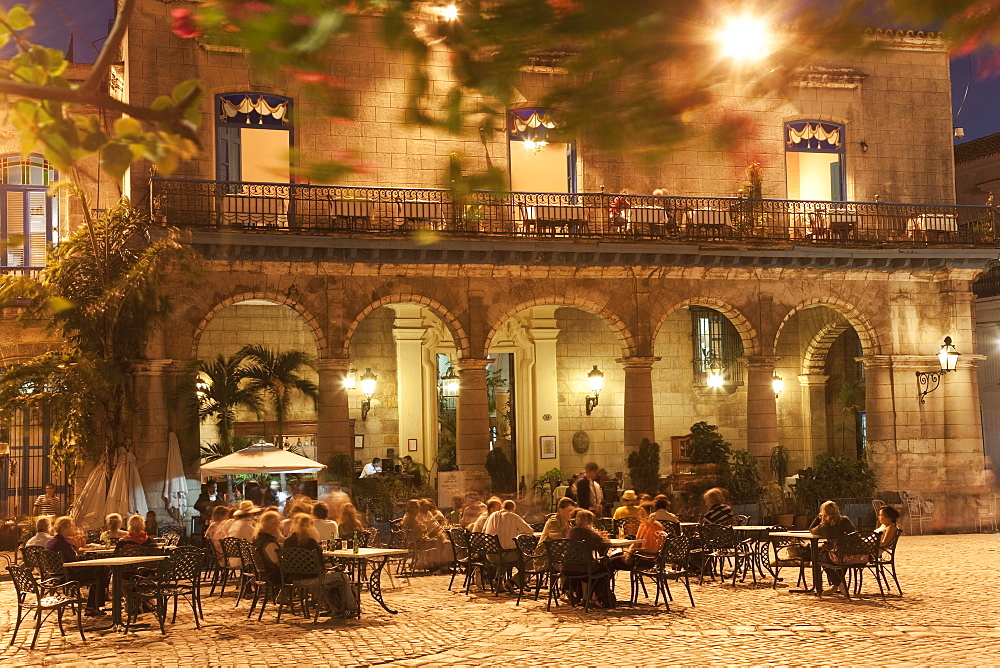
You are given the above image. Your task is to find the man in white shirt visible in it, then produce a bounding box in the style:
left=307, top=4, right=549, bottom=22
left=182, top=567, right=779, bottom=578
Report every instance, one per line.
left=359, top=458, right=382, bottom=478
left=312, top=501, right=339, bottom=543
left=471, top=498, right=502, bottom=533
left=483, top=499, right=533, bottom=551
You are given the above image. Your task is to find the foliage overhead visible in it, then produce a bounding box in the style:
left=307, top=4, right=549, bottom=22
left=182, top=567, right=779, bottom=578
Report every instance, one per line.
left=238, top=344, right=319, bottom=448
left=0, top=200, right=196, bottom=477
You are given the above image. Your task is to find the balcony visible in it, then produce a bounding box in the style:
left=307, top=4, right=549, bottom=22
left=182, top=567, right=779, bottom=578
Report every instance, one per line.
left=150, top=177, right=1000, bottom=248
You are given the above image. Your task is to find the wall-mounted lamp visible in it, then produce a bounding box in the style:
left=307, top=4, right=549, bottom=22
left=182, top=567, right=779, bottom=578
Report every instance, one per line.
left=360, top=367, right=377, bottom=420
left=704, top=349, right=726, bottom=389
left=343, top=365, right=357, bottom=390
left=440, top=366, right=460, bottom=398
left=859, top=140, right=868, bottom=153
left=772, top=374, right=784, bottom=397
left=916, top=337, right=959, bottom=404
left=585, top=365, right=604, bottom=415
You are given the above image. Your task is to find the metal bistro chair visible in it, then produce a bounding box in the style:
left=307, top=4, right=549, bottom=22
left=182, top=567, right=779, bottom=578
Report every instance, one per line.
left=900, top=491, right=933, bottom=535
left=245, top=545, right=280, bottom=621
left=276, top=547, right=339, bottom=624
left=768, top=531, right=808, bottom=590
left=125, top=547, right=203, bottom=634
left=631, top=535, right=694, bottom=610
left=819, top=533, right=882, bottom=601
left=235, top=540, right=259, bottom=609
left=544, top=538, right=612, bottom=613
left=217, top=537, right=245, bottom=597
left=466, top=532, right=514, bottom=596
left=613, top=516, right=642, bottom=540
left=7, top=564, right=86, bottom=650
left=514, top=533, right=547, bottom=605
left=445, top=527, right=471, bottom=591
left=20, top=546, right=46, bottom=576
left=698, top=524, right=756, bottom=585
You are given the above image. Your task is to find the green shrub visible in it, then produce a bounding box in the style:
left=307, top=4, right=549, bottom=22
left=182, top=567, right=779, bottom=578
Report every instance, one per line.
left=626, top=438, right=660, bottom=495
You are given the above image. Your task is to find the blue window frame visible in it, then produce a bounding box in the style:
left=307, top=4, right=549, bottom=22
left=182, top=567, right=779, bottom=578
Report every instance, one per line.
left=215, top=93, right=293, bottom=184
left=0, top=154, right=57, bottom=272
left=784, top=120, right=846, bottom=202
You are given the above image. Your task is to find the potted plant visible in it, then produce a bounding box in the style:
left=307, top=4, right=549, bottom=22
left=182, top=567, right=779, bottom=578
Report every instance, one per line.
left=769, top=445, right=794, bottom=525
left=626, top=438, right=660, bottom=496
left=687, top=422, right=732, bottom=480
left=792, top=454, right=878, bottom=529
left=532, top=467, right=566, bottom=497
left=726, top=448, right=763, bottom=523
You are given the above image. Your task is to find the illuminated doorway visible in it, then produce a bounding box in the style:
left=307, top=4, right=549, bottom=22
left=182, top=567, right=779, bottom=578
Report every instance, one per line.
left=785, top=120, right=845, bottom=201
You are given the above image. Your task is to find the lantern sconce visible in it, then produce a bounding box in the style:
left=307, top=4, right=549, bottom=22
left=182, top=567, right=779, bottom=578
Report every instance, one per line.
left=585, top=365, right=604, bottom=415
left=916, top=336, right=959, bottom=404
left=360, top=368, right=377, bottom=420
left=343, top=365, right=357, bottom=390
left=704, top=348, right=726, bottom=389
left=772, top=374, right=784, bottom=398
left=440, top=366, right=460, bottom=398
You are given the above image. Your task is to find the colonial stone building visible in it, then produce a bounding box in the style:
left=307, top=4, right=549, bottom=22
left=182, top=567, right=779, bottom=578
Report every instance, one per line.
left=1, top=3, right=996, bottom=529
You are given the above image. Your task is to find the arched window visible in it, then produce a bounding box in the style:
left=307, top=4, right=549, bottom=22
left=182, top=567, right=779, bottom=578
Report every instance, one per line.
left=784, top=120, right=845, bottom=201
left=0, top=154, right=58, bottom=271
left=215, top=92, right=293, bottom=184
left=690, top=307, right=744, bottom=388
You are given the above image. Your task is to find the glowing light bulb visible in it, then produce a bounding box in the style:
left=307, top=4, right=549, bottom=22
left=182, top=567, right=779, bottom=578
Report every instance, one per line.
left=716, top=15, right=772, bottom=62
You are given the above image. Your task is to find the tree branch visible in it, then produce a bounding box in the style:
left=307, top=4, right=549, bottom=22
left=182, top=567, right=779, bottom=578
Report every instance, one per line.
left=81, top=0, right=135, bottom=96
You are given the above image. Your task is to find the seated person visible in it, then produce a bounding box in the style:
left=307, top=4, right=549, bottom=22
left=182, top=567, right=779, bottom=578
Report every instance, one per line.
left=565, top=510, right=616, bottom=609
left=483, top=499, right=533, bottom=566
left=118, top=513, right=158, bottom=547
left=46, top=516, right=109, bottom=614
left=613, top=490, right=648, bottom=520
left=284, top=514, right=358, bottom=616
left=810, top=500, right=859, bottom=596
left=145, top=511, right=159, bottom=538
left=25, top=515, right=54, bottom=547
left=337, top=503, right=367, bottom=537
left=648, top=495, right=680, bottom=524
left=312, top=502, right=339, bottom=543
left=874, top=505, right=900, bottom=555
left=252, top=510, right=283, bottom=587
left=608, top=515, right=667, bottom=572
left=701, top=487, right=734, bottom=525
left=100, top=513, right=128, bottom=544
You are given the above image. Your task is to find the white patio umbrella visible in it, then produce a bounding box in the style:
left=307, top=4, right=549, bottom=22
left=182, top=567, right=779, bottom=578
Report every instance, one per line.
left=106, top=448, right=148, bottom=517
left=71, top=457, right=109, bottom=530
left=199, top=443, right=326, bottom=480
left=163, top=432, right=188, bottom=523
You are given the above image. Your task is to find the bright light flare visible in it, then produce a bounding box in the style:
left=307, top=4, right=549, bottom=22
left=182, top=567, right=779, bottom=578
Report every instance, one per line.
left=441, top=4, right=459, bottom=21
left=716, top=15, right=772, bottom=62
left=523, top=139, right=548, bottom=152
left=706, top=370, right=725, bottom=389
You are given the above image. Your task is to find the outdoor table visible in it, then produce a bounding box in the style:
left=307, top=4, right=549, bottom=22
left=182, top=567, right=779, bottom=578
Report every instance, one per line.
left=679, top=522, right=700, bottom=535
left=399, top=200, right=450, bottom=229
left=323, top=548, right=409, bottom=615
left=522, top=204, right=587, bottom=236
left=685, top=209, right=731, bottom=238
left=769, top=530, right=824, bottom=595
left=64, top=554, right=167, bottom=632
left=907, top=213, right=958, bottom=241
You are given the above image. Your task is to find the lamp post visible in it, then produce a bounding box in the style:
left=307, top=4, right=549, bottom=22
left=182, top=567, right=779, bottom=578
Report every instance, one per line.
left=360, top=368, right=377, bottom=420
left=585, top=365, right=604, bottom=415
left=916, top=337, right=959, bottom=404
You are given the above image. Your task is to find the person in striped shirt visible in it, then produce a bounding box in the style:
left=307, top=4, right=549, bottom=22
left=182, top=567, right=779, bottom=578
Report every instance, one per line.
left=33, top=484, right=61, bottom=516
left=701, top=487, right=734, bottom=525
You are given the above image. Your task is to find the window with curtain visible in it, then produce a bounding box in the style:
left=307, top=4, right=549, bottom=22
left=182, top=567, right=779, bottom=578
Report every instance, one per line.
left=785, top=120, right=846, bottom=202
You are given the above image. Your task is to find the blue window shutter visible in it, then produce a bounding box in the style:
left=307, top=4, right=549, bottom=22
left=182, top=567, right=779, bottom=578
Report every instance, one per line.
left=216, top=126, right=242, bottom=182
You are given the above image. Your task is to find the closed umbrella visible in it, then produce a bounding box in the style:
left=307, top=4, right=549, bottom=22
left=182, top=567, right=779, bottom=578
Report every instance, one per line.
left=199, top=443, right=326, bottom=480
left=163, top=432, right=188, bottom=523
left=106, top=448, right=148, bottom=517
left=70, top=457, right=109, bottom=530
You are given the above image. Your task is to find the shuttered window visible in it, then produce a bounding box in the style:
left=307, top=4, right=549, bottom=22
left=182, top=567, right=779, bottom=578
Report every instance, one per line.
left=0, top=155, right=57, bottom=272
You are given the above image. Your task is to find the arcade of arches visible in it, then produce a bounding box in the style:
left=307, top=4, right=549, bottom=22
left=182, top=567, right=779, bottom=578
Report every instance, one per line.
left=122, top=263, right=985, bottom=525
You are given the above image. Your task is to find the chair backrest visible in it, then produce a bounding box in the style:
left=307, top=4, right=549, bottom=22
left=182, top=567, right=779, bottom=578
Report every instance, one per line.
left=544, top=538, right=597, bottom=570
left=614, top=516, right=642, bottom=539
left=7, top=564, right=40, bottom=598
left=389, top=529, right=407, bottom=549
left=825, top=533, right=872, bottom=566
left=662, top=521, right=681, bottom=537
left=156, top=547, right=203, bottom=583
left=159, top=527, right=183, bottom=546
left=514, top=533, right=539, bottom=559
left=447, top=527, right=469, bottom=550
left=658, top=535, right=691, bottom=568
left=277, top=546, right=324, bottom=579
left=365, top=526, right=379, bottom=547
left=467, top=531, right=503, bottom=559
left=37, top=548, right=65, bottom=578
left=220, top=536, right=245, bottom=563
left=238, top=540, right=257, bottom=575
left=871, top=499, right=886, bottom=515
left=699, top=523, right=737, bottom=549
left=20, top=546, right=46, bottom=572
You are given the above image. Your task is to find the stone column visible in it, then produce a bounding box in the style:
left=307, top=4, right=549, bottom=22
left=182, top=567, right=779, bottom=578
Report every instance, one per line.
left=745, top=356, right=780, bottom=458
left=617, top=356, right=660, bottom=453
left=392, top=309, right=428, bottom=467
left=528, top=309, right=560, bottom=473
left=455, top=358, right=492, bottom=491
left=797, top=373, right=829, bottom=470
left=315, top=358, right=353, bottom=474
left=132, top=359, right=174, bottom=513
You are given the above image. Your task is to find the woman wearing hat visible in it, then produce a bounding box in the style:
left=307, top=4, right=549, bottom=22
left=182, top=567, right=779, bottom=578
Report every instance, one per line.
left=613, top=490, right=648, bottom=520
left=226, top=500, right=263, bottom=542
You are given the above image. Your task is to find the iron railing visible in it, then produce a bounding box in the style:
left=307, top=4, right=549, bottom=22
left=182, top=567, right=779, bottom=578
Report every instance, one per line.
left=0, top=266, right=42, bottom=278
left=150, top=178, right=1000, bottom=247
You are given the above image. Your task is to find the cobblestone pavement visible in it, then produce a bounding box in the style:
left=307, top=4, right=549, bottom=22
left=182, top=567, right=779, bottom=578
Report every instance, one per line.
left=0, top=533, right=998, bottom=666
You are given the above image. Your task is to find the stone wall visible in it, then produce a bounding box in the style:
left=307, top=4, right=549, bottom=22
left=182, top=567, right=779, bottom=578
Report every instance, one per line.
left=348, top=306, right=399, bottom=461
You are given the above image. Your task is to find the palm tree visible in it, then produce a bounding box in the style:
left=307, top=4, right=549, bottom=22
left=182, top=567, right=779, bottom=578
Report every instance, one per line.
left=238, top=345, right=318, bottom=448
left=0, top=200, right=196, bottom=484
left=186, top=352, right=264, bottom=459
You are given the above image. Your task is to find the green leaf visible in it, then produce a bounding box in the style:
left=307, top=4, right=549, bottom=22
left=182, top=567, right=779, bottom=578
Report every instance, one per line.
left=6, top=6, right=34, bottom=31
left=114, top=117, right=143, bottom=138
left=100, top=142, right=133, bottom=179
left=44, top=296, right=74, bottom=314
left=171, top=79, right=201, bottom=105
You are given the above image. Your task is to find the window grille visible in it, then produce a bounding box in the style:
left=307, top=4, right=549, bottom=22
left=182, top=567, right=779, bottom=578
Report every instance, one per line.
left=690, top=307, right=744, bottom=386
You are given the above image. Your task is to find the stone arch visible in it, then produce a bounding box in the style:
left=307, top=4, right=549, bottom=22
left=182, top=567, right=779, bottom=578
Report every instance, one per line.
left=651, top=298, right=760, bottom=357
left=802, top=321, right=851, bottom=376
left=774, top=297, right=881, bottom=359
left=191, top=291, right=327, bottom=358
left=484, top=296, right=636, bottom=358
left=344, top=294, right=470, bottom=358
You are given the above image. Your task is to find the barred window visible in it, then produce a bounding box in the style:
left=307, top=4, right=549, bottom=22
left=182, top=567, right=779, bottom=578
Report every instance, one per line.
left=690, top=307, right=744, bottom=387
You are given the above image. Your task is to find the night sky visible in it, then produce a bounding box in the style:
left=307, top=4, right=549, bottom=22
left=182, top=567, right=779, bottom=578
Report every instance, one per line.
left=7, top=1, right=1000, bottom=143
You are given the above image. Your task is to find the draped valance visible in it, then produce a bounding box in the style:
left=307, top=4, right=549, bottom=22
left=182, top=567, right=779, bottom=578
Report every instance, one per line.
left=786, top=120, right=843, bottom=152
left=217, top=93, right=291, bottom=127
left=508, top=107, right=565, bottom=142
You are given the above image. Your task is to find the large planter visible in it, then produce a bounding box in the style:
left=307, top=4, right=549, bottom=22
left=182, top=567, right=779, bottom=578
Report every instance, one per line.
left=775, top=513, right=794, bottom=527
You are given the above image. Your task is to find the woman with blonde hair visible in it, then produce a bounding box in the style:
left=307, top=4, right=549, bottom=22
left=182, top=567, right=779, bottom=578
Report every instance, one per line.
left=810, top=500, right=858, bottom=595
left=100, top=513, right=127, bottom=544
left=337, top=503, right=366, bottom=537
left=401, top=498, right=451, bottom=571
left=205, top=505, right=232, bottom=564
left=252, top=510, right=283, bottom=586
left=118, top=513, right=157, bottom=546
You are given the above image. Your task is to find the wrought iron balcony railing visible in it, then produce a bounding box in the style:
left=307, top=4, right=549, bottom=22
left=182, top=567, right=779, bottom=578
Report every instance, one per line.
left=150, top=178, right=1000, bottom=247
left=0, top=266, right=43, bottom=278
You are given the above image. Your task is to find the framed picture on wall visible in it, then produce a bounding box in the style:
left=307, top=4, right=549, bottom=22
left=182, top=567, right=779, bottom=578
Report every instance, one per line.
left=408, top=438, right=418, bottom=452
left=540, top=436, right=557, bottom=459
left=354, top=434, right=364, bottom=450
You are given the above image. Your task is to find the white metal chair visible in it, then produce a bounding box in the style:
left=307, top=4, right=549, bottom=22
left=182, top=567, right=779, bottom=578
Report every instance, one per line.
left=974, top=493, right=998, bottom=533
left=900, top=490, right=933, bottom=535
